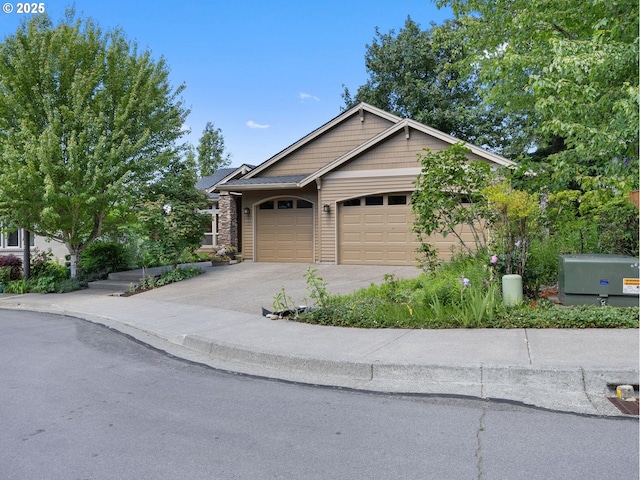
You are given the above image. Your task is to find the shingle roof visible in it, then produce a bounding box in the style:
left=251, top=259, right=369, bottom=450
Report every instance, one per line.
left=222, top=174, right=308, bottom=186
left=195, top=168, right=238, bottom=191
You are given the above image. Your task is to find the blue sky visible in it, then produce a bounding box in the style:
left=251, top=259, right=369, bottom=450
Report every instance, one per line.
left=0, top=0, right=452, bottom=168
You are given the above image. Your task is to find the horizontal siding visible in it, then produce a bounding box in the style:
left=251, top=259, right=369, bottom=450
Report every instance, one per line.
left=319, top=176, right=486, bottom=264
left=319, top=175, right=417, bottom=263
left=262, top=114, right=394, bottom=177
left=338, top=129, right=495, bottom=173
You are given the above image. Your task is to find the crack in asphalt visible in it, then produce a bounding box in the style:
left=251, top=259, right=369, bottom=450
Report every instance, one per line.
left=476, top=407, right=487, bottom=479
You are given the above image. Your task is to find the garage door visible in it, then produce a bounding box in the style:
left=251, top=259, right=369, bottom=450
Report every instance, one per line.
left=256, top=199, right=313, bottom=262
left=338, top=193, right=419, bottom=266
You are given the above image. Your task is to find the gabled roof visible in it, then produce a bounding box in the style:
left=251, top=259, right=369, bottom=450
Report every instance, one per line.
left=298, top=118, right=515, bottom=187
left=241, top=102, right=401, bottom=180
left=196, top=164, right=254, bottom=193
left=217, top=105, right=515, bottom=192
left=195, top=168, right=237, bottom=191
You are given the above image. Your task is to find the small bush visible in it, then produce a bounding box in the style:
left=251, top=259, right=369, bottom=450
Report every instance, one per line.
left=80, top=241, right=131, bottom=276
left=26, top=249, right=70, bottom=293
left=0, top=254, right=22, bottom=280
left=0, top=266, right=11, bottom=285
left=4, top=279, right=28, bottom=294
left=55, top=278, right=87, bottom=293
left=137, top=266, right=203, bottom=291
left=29, top=276, right=58, bottom=294
left=31, top=250, right=68, bottom=280
left=155, top=266, right=203, bottom=286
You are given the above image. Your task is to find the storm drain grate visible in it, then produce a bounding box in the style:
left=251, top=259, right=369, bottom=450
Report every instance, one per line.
left=605, top=384, right=639, bottom=415
left=607, top=397, right=639, bottom=415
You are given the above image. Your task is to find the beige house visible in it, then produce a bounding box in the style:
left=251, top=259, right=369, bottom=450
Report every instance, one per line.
left=0, top=228, right=68, bottom=263
left=216, top=103, right=515, bottom=266
left=195, top=164, right=253, bottom=253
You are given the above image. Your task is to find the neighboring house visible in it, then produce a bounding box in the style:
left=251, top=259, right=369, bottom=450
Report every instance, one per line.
left=195, top=164, right=254, bottom=253
left=214, top=102, right=515, bottom=266
left=0, top=227, right=68, bottom=263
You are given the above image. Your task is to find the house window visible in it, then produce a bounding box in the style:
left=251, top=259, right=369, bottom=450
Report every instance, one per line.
left=343, top=198, right=361, bottom=207
left=0, top=228, right=34, bottom=249
left=365, top=196, right=384, bottom=206
left=278, top=200, right=293, bottom=209
left=388, top=195, right=407, bottom=205
left=259, top=201, right=274, bottom=210
left=7, top=230, right=19, bottom=247
left=202, top=220, right=214, bottom=246
left=297, top=200, right=312, bottom=209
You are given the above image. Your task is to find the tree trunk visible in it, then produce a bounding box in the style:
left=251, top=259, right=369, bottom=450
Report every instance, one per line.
left=22, top=230, right=30, bottom=280
left=69, top=251, right=79, bottom=279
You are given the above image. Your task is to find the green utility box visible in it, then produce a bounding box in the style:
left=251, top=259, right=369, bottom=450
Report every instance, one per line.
left=558, top=254, right=639, bottom=307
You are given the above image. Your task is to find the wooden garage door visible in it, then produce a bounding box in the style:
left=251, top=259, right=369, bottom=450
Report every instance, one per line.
left=338, top=193, right=420, bottom=266
left=256, top=199, right=313, bottom=262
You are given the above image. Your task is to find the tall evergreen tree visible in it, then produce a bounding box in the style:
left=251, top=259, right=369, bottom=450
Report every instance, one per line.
left=196, top=122, right=231, bottom=177
left=343, top=17, right=530, bottom=157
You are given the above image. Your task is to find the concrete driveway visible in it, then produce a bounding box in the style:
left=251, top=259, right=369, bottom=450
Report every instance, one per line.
left=137, top=262, right=422, bottom=315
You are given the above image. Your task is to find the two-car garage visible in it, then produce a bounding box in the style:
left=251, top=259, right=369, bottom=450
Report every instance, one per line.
left=253, top=193, right=421, bottom=266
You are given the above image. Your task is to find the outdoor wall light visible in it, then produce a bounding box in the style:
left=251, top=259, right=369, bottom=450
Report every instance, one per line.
left=243, top=207, right=250, bottom=215
left=323, top=204, right=330, bottom=213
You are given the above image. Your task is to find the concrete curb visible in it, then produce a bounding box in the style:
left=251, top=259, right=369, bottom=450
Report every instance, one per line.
left=173, top=332, right=637, bottom=417
left=0, top=298, right=637, bottom=418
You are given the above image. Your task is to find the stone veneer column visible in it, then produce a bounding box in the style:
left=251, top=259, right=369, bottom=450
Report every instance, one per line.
left=217, top=192, right=238, bottom=248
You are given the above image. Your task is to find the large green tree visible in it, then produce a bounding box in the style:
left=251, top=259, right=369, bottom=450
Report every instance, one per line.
left=196, top=121, right=231, bottom=177
left=136, top=154, right=210, bottom=269
left=436, top=0, right=639, bottom=176
left=343, top=17, right=530, bottom=157
left=0, top=12, right=188, bottom=277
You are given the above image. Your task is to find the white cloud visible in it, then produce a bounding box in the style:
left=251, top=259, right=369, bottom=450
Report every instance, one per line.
left=180, top=123, right=191, bottom=133
left=299, top=92, right=320, bottom=102
left=246, top=120, right=269, bottom=129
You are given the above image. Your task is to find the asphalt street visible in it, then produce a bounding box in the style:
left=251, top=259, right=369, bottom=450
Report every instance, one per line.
left=1, top=310, right=638, bottom=480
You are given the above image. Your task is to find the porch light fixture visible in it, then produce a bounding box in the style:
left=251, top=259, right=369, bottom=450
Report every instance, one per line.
left=243, top=207, right=250, bottom=215
left=323, top=204, right=330, bottom=213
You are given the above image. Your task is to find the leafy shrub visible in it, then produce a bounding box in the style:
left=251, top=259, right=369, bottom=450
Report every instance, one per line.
left=137, top=266, right=203, bottom=291
left=0, top=266, right=11, bottom=285
left=31, top=249, right=68, bottom=280
left=295, top=252, right=638, bottom=329
left=26, top=249, right=70, bottom=293
left=4, top=279, right=28, bottom=294
left=178, top=251, right=211, bottom=263
left=155, top=266, right=203, bottom=286
left=80, top=241, right=131, bottom=276
left=0, top=254, right=22, bottom=280
left=28, top=276, right=58, bottom=294
left=55, top=278, right=87, bottom=293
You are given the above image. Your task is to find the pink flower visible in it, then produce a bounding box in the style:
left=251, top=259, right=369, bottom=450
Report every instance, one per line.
left=490, top=254, right=498, bottom=264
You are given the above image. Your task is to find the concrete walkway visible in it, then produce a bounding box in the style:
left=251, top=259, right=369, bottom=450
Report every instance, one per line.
left=0, top=261, right=637, bottom=417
